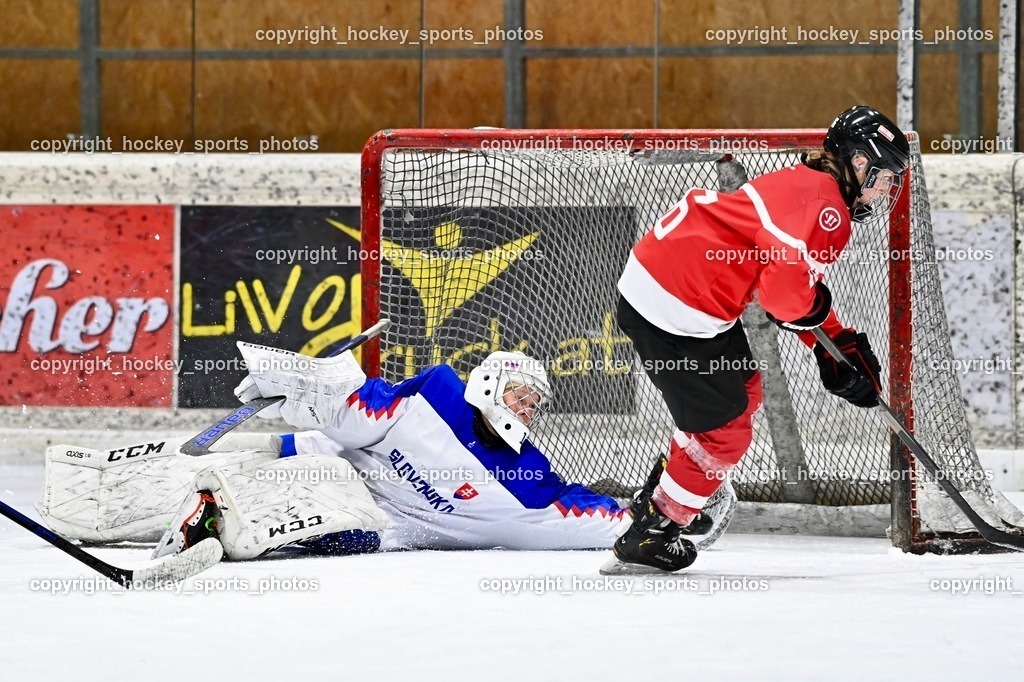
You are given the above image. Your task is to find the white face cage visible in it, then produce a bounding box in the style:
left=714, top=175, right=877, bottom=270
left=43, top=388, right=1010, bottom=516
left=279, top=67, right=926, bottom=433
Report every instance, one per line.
left=499, top=373, right=547, bottom=428
left=852, top=155, right=906, bottom=222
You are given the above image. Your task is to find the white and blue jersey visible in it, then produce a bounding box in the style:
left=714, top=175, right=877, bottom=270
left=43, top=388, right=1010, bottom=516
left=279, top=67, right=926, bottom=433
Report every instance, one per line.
left=280, top=365, right=627, bottom=551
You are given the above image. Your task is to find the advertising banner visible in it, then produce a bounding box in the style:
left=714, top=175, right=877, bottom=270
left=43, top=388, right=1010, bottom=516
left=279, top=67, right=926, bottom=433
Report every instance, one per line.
left=378, top=206, right=637, bottom=414
left=178, top=206, right=362, bottom=408
left=0, top=205, right=175, bottom=406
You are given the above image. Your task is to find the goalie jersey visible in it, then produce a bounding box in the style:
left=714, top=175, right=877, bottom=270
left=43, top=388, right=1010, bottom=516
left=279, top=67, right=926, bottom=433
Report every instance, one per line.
left=279, top=365, right=627, bottom=551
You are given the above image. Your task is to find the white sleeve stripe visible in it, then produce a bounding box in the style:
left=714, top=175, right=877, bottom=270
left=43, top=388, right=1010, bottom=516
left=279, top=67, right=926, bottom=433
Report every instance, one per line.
left=739, top=183, right=827, bottom=274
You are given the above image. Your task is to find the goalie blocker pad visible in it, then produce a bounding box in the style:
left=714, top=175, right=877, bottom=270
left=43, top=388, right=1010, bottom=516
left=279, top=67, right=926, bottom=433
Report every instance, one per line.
left=234, top=342, right=367, bottom=431
left=685, top=481, right=737, bottom=551
left=155, top=455, right=389, bottom=561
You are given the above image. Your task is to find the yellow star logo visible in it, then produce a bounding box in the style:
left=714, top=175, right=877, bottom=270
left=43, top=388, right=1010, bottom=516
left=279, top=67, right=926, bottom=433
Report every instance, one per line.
left=327, top=218, right=540, bottom=336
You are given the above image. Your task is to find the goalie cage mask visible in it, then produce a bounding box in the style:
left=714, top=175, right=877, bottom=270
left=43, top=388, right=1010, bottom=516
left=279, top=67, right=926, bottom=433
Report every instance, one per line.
left=464, top=351, right=552, bottom=453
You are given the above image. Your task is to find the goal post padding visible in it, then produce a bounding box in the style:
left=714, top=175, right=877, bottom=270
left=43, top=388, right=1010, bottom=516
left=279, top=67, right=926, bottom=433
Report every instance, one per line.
left=360, top=128, right=1024, bottom=553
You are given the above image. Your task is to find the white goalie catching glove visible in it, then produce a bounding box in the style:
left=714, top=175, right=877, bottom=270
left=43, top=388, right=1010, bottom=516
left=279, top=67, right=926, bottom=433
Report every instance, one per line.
left=154, top=455, right=389, bottom=561
left=234, top=341, right=366, bottom=431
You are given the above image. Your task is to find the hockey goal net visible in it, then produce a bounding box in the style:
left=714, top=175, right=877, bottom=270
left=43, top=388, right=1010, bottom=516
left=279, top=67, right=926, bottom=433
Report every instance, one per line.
left=360, top=128, right=1024, bottom=554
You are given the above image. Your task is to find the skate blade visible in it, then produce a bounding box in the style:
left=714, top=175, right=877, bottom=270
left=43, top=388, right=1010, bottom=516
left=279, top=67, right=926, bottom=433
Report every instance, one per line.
left=599, top=556, right=677, bottom=576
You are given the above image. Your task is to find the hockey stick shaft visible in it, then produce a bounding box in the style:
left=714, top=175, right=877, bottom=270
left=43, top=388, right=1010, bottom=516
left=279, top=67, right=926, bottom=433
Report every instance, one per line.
left=812, top=327, right=1024, bottom=550
left=179, top=318, right=392, bottom=456
left=0, top=497, right=131, bottom=585
left=1, top=498, right=224, bottom=588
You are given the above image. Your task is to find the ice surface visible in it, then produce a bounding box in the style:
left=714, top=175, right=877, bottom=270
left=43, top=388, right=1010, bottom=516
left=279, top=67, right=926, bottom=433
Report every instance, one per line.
left=2, top=462, right=1023, bottom=680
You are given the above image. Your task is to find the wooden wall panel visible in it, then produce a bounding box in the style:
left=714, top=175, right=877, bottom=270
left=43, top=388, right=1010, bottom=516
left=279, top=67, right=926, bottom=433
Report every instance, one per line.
left=980, top=53, right=999, bottom=146
left=657, top=54, right=896, bottom=130
left=527, top=57, right=654, bottom=128
left=194, top=0, right=419, bottom=50
left=918, top=0, right=1001, bottom=34
left=424, top=0, right=503, bottom=47
left=527, top=0, right=654, bottom=46
left=0, top=0, right=1014, bottom=152
left=100, top=0, right=191, bottom=49
left=101, top=61, right=192, bottom=148
left=660, top=0, right=897, bottom=45
left=193, top=60, right=420, bottom=152
left=0, top=60, right=79, bottom=150
left=424, top=59, right=503, bottom=127
left=0, top=0, right=77, bottom=47
left=918, top=0, right=958, bottom=32
left=915, top=53, right=960, bottom=151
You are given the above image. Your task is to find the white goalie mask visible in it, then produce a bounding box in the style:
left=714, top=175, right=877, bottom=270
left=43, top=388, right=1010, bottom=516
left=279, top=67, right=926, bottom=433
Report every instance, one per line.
left=464, top=351, right=551, bottom=453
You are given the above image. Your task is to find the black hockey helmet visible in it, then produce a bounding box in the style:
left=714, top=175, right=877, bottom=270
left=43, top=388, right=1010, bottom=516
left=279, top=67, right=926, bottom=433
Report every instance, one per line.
left=824, top=106, right=910, bottom=221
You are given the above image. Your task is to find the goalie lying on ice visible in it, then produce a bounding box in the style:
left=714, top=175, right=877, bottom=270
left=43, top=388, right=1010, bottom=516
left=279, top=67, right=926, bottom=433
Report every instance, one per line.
left=39, top=347, right=678, bottom=560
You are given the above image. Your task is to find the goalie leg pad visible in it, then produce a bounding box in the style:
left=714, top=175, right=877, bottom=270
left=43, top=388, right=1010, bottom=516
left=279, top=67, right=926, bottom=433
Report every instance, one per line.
left=40, top=436, right=278, bottom=543
left=176, top=455, right=389, bottom=561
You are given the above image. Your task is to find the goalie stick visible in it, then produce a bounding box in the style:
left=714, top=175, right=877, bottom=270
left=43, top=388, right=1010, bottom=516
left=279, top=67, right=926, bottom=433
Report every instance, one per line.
left=0, top=497, right=223, bottom=588
left=179, top=319, right=391, bottom=456
left=812, top=327, right=1024, bottom=551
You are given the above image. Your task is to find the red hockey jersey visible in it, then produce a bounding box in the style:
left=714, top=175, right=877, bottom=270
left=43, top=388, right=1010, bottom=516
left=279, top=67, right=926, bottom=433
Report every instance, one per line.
left=618, top=163, right=851, bottom=340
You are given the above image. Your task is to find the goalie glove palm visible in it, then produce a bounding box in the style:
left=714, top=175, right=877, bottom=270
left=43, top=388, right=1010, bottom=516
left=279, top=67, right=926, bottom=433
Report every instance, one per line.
left=813, top=330, right=882, bottom=408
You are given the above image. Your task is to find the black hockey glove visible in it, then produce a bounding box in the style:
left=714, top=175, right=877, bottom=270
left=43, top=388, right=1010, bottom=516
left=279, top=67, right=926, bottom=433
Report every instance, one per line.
left=813, top=330, right=882, bottom=408
left=764, top=282, right=832, bottom=333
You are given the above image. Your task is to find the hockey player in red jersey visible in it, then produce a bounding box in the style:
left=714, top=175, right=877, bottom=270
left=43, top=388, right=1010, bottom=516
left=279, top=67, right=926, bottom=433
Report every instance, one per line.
left=603, top=106, right=911, bottom=574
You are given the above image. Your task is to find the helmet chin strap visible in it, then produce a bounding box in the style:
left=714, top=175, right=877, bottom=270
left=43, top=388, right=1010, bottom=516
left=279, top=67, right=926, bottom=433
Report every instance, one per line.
left=837, top=156, right=864, bottom=211
left=471, top=408, right=505, bottom=448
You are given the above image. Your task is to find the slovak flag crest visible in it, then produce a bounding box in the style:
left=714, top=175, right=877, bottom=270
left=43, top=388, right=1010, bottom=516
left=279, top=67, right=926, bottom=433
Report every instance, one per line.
left=454, top=483, right=479, bottom=500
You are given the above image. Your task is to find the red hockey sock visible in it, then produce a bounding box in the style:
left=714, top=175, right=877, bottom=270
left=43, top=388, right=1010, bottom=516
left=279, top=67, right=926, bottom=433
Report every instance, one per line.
left=654, top=372, right=763, bottom=524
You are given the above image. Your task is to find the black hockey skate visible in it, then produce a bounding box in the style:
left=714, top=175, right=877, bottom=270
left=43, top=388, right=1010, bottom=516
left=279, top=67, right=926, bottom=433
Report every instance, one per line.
left=635, top=454, right=716, bottom=538
left=601, top=496, right=698, bottom=575
left=681, top=511, right=714, bottom=536
left=601, top=455, right=697, bottom=575
left=623, top=453, right=667, bottom=520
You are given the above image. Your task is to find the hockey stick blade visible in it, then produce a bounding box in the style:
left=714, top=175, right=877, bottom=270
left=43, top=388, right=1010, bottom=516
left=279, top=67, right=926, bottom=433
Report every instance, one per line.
left=812, top=328, right=1024, bottom=551
left=128, top=538, right=223, bottom=588
left=0, top=498, right=222, bottom=588
left=179, top=318, right=392, bottom=456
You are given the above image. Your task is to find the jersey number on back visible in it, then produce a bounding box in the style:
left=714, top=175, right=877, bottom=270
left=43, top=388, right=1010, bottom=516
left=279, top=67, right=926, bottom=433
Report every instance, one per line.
left=653, top=189, right=718, bottom=240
